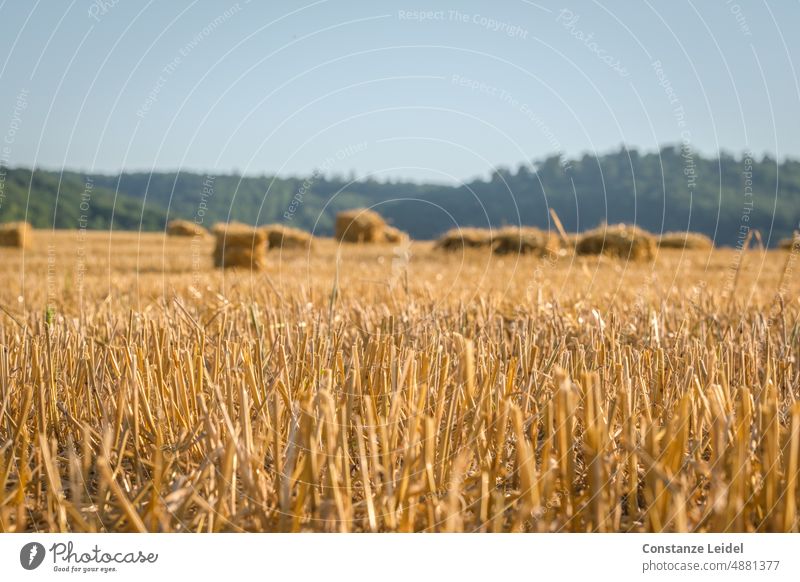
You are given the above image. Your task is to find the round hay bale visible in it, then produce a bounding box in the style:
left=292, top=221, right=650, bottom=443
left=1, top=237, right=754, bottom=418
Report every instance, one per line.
left=658, top=231, right=713, bottom=250
left=212, top=223, right=267, bottom=269
left=211, top=221, right=260, bottom=244
left=167, top=219, right=207, bottom=237
left=492, top=226, right=560, bottom=256
left=0, top=221, right=33, bottom=249
left=434, top=228, right=493, bottom=251
left=576, top=224, right=656, bottom=260
left=335, top=208, right=387, bottom=243
left=383, top=225, right=408, bottom=244
left=778, top=231, right=799, bottom=250
left=262, top=224, right=314, bottom=250
left=212, top=221, right=251, bottom=235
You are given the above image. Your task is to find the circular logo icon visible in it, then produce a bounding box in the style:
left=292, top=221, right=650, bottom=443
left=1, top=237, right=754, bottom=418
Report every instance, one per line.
left=20, top=542, right=46, bottom=570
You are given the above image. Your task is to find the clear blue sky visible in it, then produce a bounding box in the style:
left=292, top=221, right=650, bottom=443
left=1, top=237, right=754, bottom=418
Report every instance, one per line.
left=0, top=0, right=798, bottom=183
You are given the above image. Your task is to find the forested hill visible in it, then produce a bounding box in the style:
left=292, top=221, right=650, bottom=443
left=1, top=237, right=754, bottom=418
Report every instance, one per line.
left=1, top=146, right=798, bottom=246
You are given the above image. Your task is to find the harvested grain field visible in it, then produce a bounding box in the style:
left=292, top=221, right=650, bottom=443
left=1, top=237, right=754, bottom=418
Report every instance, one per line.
left=0, top=230, right=799, bottom=532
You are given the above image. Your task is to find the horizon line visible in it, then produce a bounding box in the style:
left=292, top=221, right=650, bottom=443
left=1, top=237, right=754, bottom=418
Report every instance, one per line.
left=4, top=143, right=796, bottom=185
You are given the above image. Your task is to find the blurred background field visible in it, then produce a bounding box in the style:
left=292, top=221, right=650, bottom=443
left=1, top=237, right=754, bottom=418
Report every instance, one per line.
left=0, top=228, right=793, bottom=316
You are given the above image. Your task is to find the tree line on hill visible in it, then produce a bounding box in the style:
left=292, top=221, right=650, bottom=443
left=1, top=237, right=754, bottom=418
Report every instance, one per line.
left=0, top=145, right=797, bottom=246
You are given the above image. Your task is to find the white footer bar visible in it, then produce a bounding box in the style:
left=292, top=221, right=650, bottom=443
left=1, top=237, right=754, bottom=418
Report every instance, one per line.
left=1, top=534, right=797, bottom=581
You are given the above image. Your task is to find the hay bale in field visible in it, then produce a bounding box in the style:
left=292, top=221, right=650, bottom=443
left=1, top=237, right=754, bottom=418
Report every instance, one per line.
left=212, top=222, right=267, bottom=269
left=262, top=224, right=314, bottom=250
left=658, top=231, right=713, bottom=250
left=0, top=221, right=33, bottom=248
left=778, top=232, right=800, bottom=250
left=576, top=223, right=656, bottom=260
left=167, top=219, right=207, bottom=237
left=434, top=227, right=494, bottom=251
left=335, top=208, right=385, bottom=243
left=492, top=226, right=560, bottom=256
left=335, top=208, right=406, bottom=243
left=383, top=225, right=407, bottom=244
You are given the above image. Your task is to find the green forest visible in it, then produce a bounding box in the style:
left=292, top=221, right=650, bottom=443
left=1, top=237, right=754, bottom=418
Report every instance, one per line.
left=1, top=145, right=798, bottom=246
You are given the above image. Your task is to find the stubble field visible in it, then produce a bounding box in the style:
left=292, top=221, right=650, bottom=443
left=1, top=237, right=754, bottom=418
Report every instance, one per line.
left=0, top=230, right=798, bottom=532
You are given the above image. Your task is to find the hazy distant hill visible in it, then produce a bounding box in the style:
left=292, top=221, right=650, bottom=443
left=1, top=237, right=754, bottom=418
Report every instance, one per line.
left=2, top=146, right=798, bottom=246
